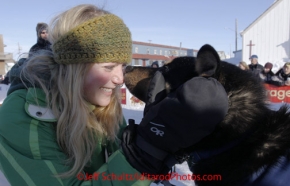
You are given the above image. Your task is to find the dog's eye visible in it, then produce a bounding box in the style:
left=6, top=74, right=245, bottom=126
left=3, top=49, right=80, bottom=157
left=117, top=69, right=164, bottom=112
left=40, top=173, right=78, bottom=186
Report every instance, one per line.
left=122, top=64, right=128, bottom=73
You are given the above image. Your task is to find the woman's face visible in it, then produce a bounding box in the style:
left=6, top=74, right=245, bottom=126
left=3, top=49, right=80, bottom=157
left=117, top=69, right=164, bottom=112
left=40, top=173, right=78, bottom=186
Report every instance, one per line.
left=264, top=68, right=270, bottom=73
left=283, top=65, right=290, bottom=75
left=239, top=64, right=246, bottom=70
left=83, top=63, right=125, bottom=107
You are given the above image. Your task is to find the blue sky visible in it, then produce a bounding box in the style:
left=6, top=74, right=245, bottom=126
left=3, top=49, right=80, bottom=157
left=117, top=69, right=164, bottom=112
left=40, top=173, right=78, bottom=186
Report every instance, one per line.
left=1, top=0, right=275, bottom=60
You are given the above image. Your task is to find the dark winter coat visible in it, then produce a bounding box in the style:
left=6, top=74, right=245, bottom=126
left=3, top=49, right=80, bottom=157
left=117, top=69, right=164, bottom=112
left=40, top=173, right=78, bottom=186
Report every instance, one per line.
left=0, top=71, right=10, bottom=85
left=275, top=68, right=290, bottom=81
left=28, top=38, right=51, bottom=57
left=259, top=70, right=280, bottom=86
left=240, top=153, right=290, bottom=186
left=271, top=68, right=290, bottom=86
left=151, top=61, right=159, bottom=68
left=0, top=76, right=9, bottom=85
left=260, top=70, right=274, bottom=82
left=248, top=63, right=264, bottom=77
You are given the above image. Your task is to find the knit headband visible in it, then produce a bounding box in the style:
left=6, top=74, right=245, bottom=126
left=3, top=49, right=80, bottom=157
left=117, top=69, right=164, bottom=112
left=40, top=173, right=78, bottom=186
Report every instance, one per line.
left=53, top=14, right=132, bottom=64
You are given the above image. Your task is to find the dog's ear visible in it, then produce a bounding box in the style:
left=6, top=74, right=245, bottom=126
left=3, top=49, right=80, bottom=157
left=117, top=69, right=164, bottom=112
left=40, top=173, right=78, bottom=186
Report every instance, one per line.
left=195, top=44, right=220, bottom=77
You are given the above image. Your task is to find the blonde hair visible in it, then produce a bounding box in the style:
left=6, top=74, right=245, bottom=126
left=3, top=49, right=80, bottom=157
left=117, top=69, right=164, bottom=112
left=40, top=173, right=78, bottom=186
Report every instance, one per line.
left=284, top=62, right=290, bottom=68
left=239, top=61, right=249, bottom=70
left=20, top=4, right=123, bottom=177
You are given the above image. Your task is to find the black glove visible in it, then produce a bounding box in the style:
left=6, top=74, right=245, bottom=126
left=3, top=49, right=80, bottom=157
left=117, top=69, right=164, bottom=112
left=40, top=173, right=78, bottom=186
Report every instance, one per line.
left=121, top=119, right=171, bottom=175
left=122, top=71, right=229, bottom=175
left=139, top=71, right=229, bottom=152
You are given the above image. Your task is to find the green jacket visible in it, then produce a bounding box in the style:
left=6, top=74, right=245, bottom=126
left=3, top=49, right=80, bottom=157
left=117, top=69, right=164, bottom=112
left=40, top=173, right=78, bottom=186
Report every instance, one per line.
left=0, top=87, right=151, bottom=186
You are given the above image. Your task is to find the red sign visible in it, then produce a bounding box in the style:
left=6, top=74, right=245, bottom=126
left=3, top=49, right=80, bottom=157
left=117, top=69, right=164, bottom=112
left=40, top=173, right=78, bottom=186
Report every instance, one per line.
left=121, top=88, right=126, bottom=104
left=265, top=84, right=290, bottom=103
left=120, top=84, right=290, bottom=105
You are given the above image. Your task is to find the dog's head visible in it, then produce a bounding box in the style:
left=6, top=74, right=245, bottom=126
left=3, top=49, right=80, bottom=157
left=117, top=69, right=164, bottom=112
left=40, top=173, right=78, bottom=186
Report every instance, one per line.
left=124, top=44, right=220, bottom=103
left=124, top=44, right=269, bottom=144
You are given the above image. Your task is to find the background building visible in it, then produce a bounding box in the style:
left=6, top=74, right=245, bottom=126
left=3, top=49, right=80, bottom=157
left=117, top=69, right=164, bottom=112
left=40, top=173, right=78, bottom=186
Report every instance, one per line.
left=0, top=35, right=15, bottom=75
left=241, top=0, right=290, bottom=72
left=131, top=41, right=198, bottom=66
left=224, top=50, right=242, bottom=65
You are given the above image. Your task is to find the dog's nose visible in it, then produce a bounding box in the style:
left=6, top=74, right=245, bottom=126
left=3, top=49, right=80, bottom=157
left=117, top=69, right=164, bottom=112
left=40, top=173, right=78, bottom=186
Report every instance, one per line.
left=125, top=65, right=134, bottom=73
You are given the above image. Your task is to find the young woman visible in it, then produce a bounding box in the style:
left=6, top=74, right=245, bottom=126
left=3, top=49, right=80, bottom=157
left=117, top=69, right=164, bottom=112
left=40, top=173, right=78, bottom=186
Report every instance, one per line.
left=259, top=62, right=274, bottom=84
left=272, top=62, right=290, bottom=86
left=0, top=4, right=152, bottom=185
left=0, top=4, right=229, bottom=186
left=238, top=61, right=250, bottom=71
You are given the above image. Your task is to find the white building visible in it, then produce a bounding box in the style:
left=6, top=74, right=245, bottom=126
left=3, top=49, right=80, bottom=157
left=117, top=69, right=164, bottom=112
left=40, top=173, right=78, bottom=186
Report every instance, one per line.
left=240, top=0, right=290, bottom=72
left=224, top=50, right=242, bottom=65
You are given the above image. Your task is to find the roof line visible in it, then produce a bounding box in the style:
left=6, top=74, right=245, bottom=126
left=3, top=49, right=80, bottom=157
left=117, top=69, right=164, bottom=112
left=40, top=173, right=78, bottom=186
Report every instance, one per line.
left=241, top=0, right=282, bottom=35
left=132, top=41, right=198, bottom=51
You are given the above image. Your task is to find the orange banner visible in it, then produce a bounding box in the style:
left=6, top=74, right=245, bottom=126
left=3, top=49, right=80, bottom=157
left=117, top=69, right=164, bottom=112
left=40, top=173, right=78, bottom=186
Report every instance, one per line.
left=121, top=84, right=290, bottom=104
left=265, top=84, right=290, bottom=103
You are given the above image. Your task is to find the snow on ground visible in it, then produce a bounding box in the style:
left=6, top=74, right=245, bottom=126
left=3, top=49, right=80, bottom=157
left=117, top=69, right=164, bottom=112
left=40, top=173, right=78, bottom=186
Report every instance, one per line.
left=267, top=102, right=288, bottom=110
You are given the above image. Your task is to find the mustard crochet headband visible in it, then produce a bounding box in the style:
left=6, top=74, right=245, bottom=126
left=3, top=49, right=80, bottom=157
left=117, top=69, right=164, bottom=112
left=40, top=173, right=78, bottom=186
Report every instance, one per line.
left=53, top=14, right=132, bottom=64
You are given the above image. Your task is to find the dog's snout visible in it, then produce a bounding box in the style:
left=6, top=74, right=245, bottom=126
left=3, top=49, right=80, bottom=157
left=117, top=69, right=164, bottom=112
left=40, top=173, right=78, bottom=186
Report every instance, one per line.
left=125, top=65, right=134, bottom=73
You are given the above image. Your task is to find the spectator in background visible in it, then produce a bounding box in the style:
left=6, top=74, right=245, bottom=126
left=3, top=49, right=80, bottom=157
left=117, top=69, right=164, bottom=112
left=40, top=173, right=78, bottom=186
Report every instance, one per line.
left=238, top=61, right=249, bottom=71
left=272, top=62, right=290, bottom=86
left=248, top=54, right=264, bottom=76
left=28, top=22, right=52, bottom=58
left=151, top=61, right=159, bottom=68
left=259, top=62, right=275, bottom=84
left=0, top=71, right=10, bottom=85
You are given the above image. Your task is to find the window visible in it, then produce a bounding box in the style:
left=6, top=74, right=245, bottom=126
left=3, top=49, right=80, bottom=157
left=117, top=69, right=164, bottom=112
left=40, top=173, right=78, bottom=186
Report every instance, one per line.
left=134, top=59, right=139, bottom=65
left=135, top=47, right=138, bottom=53
left=160, top=50, right=162, bottom=55
left=147, top=48, right=150, bottom=54
left=154, top=49, right=157, bottom=54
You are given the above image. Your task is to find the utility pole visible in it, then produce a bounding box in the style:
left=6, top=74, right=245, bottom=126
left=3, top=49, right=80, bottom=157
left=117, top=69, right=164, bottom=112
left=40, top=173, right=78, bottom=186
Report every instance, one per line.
left=179, top=42, right=182, bottom=56
left=225, top=19, right=238, bottom=52
left=235, top=19, right=238, bottom=51
left=18, top=42, right=22, bottom=55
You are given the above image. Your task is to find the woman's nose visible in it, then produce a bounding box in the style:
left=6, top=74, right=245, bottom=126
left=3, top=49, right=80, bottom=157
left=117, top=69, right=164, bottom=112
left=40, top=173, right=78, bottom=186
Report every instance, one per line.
left=112, top=66, right=124, bottom=85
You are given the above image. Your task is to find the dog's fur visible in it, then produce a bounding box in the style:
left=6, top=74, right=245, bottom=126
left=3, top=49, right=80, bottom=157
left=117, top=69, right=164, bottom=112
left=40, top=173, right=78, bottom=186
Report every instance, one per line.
left=124, top=44, right=290, bottom=186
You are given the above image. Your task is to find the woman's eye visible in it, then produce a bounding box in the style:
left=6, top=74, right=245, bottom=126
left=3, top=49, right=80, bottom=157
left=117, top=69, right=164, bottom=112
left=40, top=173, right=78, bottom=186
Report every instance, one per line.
left=104, top=66, right=114, bottom=70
